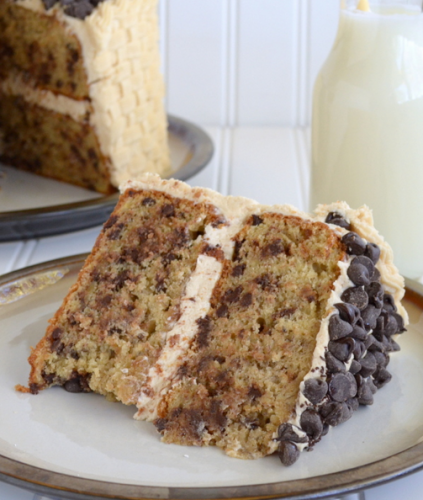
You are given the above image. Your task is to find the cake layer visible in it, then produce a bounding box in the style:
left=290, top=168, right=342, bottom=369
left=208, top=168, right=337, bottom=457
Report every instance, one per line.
left=153, top=212, right=345, bottom=459
left=0, top=91, right=113, bottom=193
left=27, top=187, right=226, bottom=403
left=0, top=1, right=89, bottom=99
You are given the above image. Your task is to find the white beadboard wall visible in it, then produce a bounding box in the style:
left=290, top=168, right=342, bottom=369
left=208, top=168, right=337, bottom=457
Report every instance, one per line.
left=159, top=0, right=340, bottom=127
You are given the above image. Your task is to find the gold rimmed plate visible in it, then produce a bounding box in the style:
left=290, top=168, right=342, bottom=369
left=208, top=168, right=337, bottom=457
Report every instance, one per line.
left=0, top=115, right=214, bottom=242
left=0, top=257, right=422, bottom=500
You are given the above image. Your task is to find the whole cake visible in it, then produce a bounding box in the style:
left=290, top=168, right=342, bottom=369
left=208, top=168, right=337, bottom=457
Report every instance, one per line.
left=0, top=0, right=170, bottom=193
left=22, top=175, right=407, bottom=465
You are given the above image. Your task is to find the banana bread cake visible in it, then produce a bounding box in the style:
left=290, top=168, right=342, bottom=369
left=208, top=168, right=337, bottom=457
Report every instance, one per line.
left=22, top=174, right=408, bottom=465
left=0, top=0, right=170, bottom=193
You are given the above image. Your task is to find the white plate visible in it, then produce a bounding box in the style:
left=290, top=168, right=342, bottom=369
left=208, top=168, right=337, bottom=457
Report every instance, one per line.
left=0, top=115, right=213, bottom=242
left=0, top=258, right=423, bottom=500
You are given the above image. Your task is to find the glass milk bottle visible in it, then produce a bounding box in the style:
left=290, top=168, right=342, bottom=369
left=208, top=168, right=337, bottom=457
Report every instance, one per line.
left=311, top=0, right=423, bottom=278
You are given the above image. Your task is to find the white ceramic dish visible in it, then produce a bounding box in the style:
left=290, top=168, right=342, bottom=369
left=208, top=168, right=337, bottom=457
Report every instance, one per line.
left=0, top=257, right=423, bottom=500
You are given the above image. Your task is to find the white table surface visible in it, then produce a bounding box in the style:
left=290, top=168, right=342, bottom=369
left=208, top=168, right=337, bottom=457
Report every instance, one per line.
left=1, top=126, right=422, bottom=500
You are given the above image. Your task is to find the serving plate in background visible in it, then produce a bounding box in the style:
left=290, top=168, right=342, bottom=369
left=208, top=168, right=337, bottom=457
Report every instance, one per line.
left=0, top=115, right=214, bottom=242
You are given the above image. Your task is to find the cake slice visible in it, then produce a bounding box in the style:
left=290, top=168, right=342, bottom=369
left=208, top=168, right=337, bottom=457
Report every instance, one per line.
left=23, top=174, right=408, bottom=465
left=0, top=0, right=170, bottom=193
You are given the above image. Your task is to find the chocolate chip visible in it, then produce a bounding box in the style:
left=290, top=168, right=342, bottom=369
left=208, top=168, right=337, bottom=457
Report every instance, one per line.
left=372, top=268, right=381, bottom=281
left=341, top=232, right=366, bottom=255
left=373, top=367, right=392, bottom=388
left=42, top=0, right=57, bottom=8
left=51, top=327, right=63, bottom=340
left=347, top=257, right=373, bottom=286
left=357, top=377, right=374, bottom=405
left=389, top=338, right=401, bottom=351
left=325, top=212, right=351, bottom=230
left=328, top=337, right=355, bottom=362
left=328, top=314, right=353, bottom=341
left=251, top=215, right=263, bottom=226
left=346, top=396, right=360, bottom=412
left=392, top=312, right=406, bottom=333
left=365, top=243, right=381, bottom=264
left=367, top=336, right=386, bottom=354
left=63, top=1, right=94, bottom=19
left=216, top=304, right=229, bottom=318
left=300, top=410, right=323, bottom=441
left=277, top=423, right=308, bottom=443
left=354, top=255, right=376, bottom=275
left=142, top=197, right=156, bottom=206
left=350, top=324, right=368, bottom=341
left=222, top=286, right=243, bottom=304
left=375, top=312, right=398, bottom=336
left=373, top=351, right=389, bottom=369
left=359, top=352, right=377, bottom=377
left=51, top=339, right=64, bottom=354
left=232, top=264, right=246, bottom=277
left=334, top=303, right=361, bottom=325
left=328, top=372, right=357, bottom=402
left=363, top=333, right=375, bottom=350
left=303, top=378, right=328, bottom=404
left=353, top=340, right=366, bottom=360
left=161, top=204, right=175, bottom=217
left=361, top=305, right=381, bottom=331
left=278, top=441, right=300, bottom=466
left=240, top=293, right=253, bottom=308
left=366, top=282, right=384, bottom=309
left=349, top=360, right=361, bottom=375
left=341, top=287, right=369, bottom=310
left=325, top=351, right=346, bottom=374
left=64, top=377, right=85, bottom=393
left=320, top=401, right=352, bottom=426
left=382, top=294, right=397, bottom=313
left=262, top=239, right=285, bottom=258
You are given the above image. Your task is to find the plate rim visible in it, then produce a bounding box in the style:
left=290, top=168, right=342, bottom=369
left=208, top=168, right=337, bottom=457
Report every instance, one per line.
left=0, top=114, right=214, bottom=242
left=0, top=260, right=422, bottom=500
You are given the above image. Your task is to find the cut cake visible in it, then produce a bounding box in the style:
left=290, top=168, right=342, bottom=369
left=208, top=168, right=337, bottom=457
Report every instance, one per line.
left=23, top=174, right=408, bottom=465
left=0, top=0, right=170, bottom=193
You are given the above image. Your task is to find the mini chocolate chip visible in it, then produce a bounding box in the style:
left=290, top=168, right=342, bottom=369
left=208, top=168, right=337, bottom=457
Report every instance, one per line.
left=64, top=378, right=84, bottom=393
left=328, top=372, right=357, bottom=402
left=361, top=305, right=381, bottom=331
left=359, top=352, right=377, bottom=378
left=142, top=197, right=156, bottom=206
left=353, top=340, right=366, bottom=361
left=372, top=268, right=381, bottom=281
left=300, top=410, right=323, bottom=441
left=377, top=312, right=399, bottom=336
left=51, top=339, right=64, bottom=354
left=223, top=286, right=243, bottom=304
left=303, top=378, right=328, bottom=404
left=63, top=1, right=94, bottom=19
left=277, top=423, right=308, bottom=443
left=232, top=264, right=246, bottom=277
left=161, top=204, right=176, bottom=217
left=389, top=338, right=401, bottom=351
left=251, top=215, right=263, bottom=226
left=346, top=397, right=360, bottom=412
left=373, top=367, right=392, bottom=388
left=363, top=333, right=375, bottom=350
left=328, top=337, right=355, bottom=362
left=51, top=327, right=63, bottom=340
left=367, top=336, right=386, bottom=354
left=321, top=423, right=330, bottom=436
left=354, top=255, right=376, bottom=275
left=325, top=351, right=346, bottom=374
left=320, top=401, right=352, bottom=426
left=349, top=360, right=362, bottom=375
left=42, top=0, right=57, bottom=7
left=373, top=351, right=389, bottom=369
left=216, top=304, right=229, bottom=318
left=365, top=243, right=381, bottom=264
left=329, top=315, right=353, bottom=341
left=325, top=212, right=351, bottom=230
left=278, top=441, right=300, bottom=466
left=334, top=303, right=361, bottom=325
left=382, top=294, right=397, bottom=313
left=366, top=282, right=384, bottom=309
left=341, top=287, right=369, bottom=310
left=392, top=312, right=406, bottom=333
left=342, top=232, right=366, bottom=256
left=357, top=378, right=374, bottom=405
left=262, top=239, right=285, bottom=258
left=369, top=377, right=378, bottom=394
left=240, top=293, right=253, bottom=308
left=347, top=261, right=371, bottom=287
left=350, top=324, right=368, bottom=341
